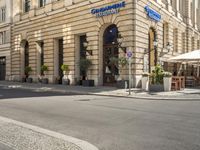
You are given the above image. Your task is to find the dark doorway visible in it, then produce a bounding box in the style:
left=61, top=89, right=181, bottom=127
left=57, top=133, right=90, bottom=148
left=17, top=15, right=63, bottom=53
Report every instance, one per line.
left=103, top=24, right=119, bottom=85
left=58, top=39, right=64, bottom=84
left=149, top=28, right=157, bottom=72
left=80, top=35, right=87, bottom=80
left=24, top=41, right=29, bottom=77
left=0, top=57, right=6, bottom=80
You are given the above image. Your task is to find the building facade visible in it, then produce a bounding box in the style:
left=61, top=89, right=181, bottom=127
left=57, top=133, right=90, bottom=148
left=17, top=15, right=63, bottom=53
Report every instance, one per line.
left=0, top=0, right=12, bottom=80
left=10, top=0, right=200, bottom=87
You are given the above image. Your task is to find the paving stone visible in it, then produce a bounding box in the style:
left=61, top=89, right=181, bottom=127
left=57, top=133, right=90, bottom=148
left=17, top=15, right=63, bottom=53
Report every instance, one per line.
left=0, top=121, right=82, bottom=150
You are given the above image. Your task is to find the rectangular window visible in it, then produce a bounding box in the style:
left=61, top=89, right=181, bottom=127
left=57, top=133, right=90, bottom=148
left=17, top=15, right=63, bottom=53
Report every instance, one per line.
left=3, top=31, right=6, bottom=44
left=173, top=28, right=178, bottom=52
left=191, top=37, right=195, bottom=51
left=198, top=40, right=200, bottom=49
left=40, top=42, right=44, bottom=66
left=25, top=0, right=31, bottom=12
left=181, top=32, right=186, bottom=53
left=1, top=7, right=6, bottom=22
left=163, top=23, right=168, bottom=48
left=80, top=35, right=87, bottom=59
left=40, top=0, right=46, bottom=7
left=0, top=31, right=7, bottom=44
left=0, top=33, right=3, bottom=44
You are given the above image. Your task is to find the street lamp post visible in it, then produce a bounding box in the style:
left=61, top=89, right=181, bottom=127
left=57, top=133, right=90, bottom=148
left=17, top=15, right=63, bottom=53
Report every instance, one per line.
left=83, top=41, right=93, bottom=56
left=166, top=42, right=172, bottom=52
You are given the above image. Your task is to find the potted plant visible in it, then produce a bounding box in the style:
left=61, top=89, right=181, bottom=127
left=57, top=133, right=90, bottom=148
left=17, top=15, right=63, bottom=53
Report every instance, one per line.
left=79, top=58, right=94, bottom=86
left=54, top=76, right=60, bottom=84
left=163, top=71, right=172, bottom=92
left=41, top=64, right=49, bottom=84
left=21, top=75, right=26, bottom=83
left=149, top=65, right=164, bottom=92
left=141, top=72, right=149, bottom=91
left=25, top=66, right=33, bottom=83
left=61, top=64, right=70, bottom=85
left=115, top=57, right=129, bottom=89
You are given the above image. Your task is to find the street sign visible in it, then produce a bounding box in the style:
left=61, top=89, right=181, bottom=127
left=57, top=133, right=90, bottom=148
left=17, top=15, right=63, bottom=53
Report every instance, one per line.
left=126, top=50, right=133, bottom=58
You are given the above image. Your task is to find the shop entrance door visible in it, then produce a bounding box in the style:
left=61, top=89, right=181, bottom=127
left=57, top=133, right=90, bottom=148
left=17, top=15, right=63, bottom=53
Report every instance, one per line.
left=103, top=24, right=119, bottom=85
left=103, top=45, right=119, bottom=85
left=58, top=39, right=64, bottom=84
left=0, top=57, right=6, bottom=80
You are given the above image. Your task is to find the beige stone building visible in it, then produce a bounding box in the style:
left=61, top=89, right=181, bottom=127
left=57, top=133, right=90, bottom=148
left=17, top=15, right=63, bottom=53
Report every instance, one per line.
left=10, top=0, right=200, bottom=87
left=0, top=0, right=12, bottom=80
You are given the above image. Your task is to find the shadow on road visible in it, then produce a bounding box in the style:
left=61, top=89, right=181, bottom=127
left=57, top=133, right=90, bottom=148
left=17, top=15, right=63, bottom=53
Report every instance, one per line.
left=0, top=86, right=81, bottom=100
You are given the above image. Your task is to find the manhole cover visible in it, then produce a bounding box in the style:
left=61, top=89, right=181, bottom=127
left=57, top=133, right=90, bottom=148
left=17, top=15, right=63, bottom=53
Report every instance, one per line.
left=77, top=99, right=90, bottom=101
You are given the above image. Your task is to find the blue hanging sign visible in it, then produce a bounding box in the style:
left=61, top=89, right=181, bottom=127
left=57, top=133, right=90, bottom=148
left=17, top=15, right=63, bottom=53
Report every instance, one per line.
left=145, top=6, right=161, bottom=22
left=91, top=1, right=126, bottom=18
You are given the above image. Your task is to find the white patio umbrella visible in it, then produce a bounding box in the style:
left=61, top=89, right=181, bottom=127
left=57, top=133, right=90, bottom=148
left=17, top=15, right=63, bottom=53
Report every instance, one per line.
left=168, top=50, right=200, bottom=77
left=169, top=50, right=200, bottom=61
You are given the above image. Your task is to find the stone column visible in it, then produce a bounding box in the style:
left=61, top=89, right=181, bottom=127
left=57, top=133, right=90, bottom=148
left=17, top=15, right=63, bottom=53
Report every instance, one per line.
left=175, top=0, right=182, bottom=19
left=167, top=0, right=173, bottom=13
left=156, top=0, right=162, bottom=5
left=198, top=1, right=200, bottom=30
left=32, top=0, right=38, bottom=9
left=185, top=0, right=192, bottom=26
left=13, top=0, right=22, bottom=22
left=6, top=0, right=12, bottom=23
left=65, top=0, right=73, bottom=7
left=192, top=0, right=198, bottom=29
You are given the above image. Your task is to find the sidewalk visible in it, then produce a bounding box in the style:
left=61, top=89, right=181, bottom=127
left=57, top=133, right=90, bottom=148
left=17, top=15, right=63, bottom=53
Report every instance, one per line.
left=0, top=81, right=200, bottom=100
left=0, top=116, right=98, bottom=150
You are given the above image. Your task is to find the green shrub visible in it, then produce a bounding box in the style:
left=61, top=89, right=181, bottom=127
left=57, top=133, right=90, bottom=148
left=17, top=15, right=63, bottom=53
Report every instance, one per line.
left=41, top=65, right=49, bottom=75
left=61, top=64, right=70, bottom=72
left=25, top=66, right=32, bottom=77
left=151, top=65, right=164, bottom=84
left=79, top=58, right=92, bottom=77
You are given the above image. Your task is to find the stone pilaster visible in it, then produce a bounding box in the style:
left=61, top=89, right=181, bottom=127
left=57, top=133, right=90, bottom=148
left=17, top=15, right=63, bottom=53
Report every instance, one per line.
left=185, top=0, right=193, bottom=26
left=192, top=0, right=198, bottom=30
left=65, top=0, right=73, bottom=7
left=175, top=0, right=182, bottom=19
left=32, top=0, right=38, bottom=9
left=167, top=0, right=173, bottom=13
left=5, top=0, right=12, bottom=23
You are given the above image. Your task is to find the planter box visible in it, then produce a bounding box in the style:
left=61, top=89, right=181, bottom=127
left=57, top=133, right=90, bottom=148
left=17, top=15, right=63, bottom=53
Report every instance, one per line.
left=41, top=78, right=48, bottom=84
left=163, top=77, right=172, bottom=92
left=26, top=78, right=33, bottom=83
left=116, top=80, right=129, bottom=89
left=62, top=79, right=70, bottom=85
left=21, top=77, right=26, bottom=83
left=142, top=77, right=149, bottom=91
left=82, top=80, right=94, bottom=87
left=149, top=84, right=164, bottom=92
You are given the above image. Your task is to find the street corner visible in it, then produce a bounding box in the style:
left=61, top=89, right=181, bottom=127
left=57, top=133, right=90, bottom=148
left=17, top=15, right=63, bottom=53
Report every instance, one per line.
left=0, top=116, right=99, bottom=150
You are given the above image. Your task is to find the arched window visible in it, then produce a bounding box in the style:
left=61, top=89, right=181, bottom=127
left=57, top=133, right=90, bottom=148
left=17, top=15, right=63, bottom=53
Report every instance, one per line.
left=103, top=25, right=118, bottom=45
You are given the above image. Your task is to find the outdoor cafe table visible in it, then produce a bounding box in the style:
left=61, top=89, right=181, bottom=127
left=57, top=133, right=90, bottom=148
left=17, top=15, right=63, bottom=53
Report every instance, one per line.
left=172, top=76, right=185, bottom=90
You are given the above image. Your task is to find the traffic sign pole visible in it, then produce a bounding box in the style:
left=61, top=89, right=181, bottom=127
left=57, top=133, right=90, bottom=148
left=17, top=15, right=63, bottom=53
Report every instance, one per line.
left=128, top=57, right=131, bottom=95
left=126, top=49, right=133, bottom=95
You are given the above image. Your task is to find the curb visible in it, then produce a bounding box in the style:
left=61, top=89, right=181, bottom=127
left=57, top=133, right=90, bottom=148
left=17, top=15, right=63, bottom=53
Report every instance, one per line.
left=14, top=86, right=200, bottom=101
left=0, top=116, right=99, bottom=150
left=0, top=82, right=200, bottom=101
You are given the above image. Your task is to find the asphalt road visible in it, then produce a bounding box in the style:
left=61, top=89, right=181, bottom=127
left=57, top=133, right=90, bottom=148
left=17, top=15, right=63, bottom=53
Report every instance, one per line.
left=0, top=86, right=200, bottom=150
